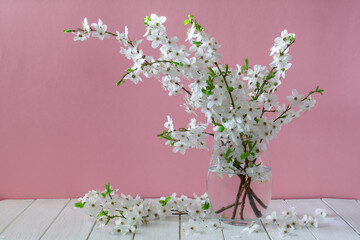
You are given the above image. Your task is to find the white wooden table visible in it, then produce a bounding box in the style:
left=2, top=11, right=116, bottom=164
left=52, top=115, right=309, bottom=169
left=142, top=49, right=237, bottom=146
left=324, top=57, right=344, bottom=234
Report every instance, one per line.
left=0, top=199, right=359, bottom=240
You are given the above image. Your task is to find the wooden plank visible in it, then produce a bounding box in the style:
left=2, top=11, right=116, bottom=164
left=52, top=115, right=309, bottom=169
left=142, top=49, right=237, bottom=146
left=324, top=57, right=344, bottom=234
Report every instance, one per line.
left=135, top=216, right=180, bottom=240
left=221, top=220, right=270, bottom=240
left=262, top=200, right=316, bottom=240
left=87, top=222, right=134, bottom=240
left=0, top=200, right=34, bottom=233
left=40, top=199, right=95, bottom=240
left=287, top=199, right=360, bottom=240
left=181, top=216, right=224, bottom=240
left=322, top=198, right=360, bottom=235
left=0, top=199, right=69, bottom=240
left=89, top=216, right=177, bottom=240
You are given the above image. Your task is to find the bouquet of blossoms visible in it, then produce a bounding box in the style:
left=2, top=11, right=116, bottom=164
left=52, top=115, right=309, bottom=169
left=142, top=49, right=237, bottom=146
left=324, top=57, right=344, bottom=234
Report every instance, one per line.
left=65, top=13, right=323, bottom=225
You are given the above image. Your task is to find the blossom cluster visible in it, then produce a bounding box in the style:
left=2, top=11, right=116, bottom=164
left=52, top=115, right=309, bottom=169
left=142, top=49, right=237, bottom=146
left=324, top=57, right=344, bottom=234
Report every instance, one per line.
left=259, top=207, right=327, bottom=238
left=65, top=13, right=323, bottom=177
left=74, top=184, right=215, bottom=236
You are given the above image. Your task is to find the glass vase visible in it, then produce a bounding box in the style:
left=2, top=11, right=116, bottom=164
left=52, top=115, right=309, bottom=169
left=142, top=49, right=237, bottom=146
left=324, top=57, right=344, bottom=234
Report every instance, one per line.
left=207, top=160, right=272, bottom=225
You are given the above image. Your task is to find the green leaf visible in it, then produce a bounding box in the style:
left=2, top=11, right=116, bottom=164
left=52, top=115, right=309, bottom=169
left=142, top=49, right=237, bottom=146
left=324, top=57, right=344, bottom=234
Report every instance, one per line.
left=201, top=88, right=213, bottom=96
left=212, top=122, right=223, bottom=127
left=126, top=68, right=134, bottom=73
left=240, top=152, right=250, bottom=160
left=227, top=87, right=234, bottom=92
left=225, top=148, right=231, bottom=158
left=184, top=19, right=190, bottom=25
left=195, top=21, right=204, bottom=32
left=97, top=210, right=109, bottom=217
left=315, top=86, right=324, bottom=95
left=192, top=41, right=202, bottom=47
left=245, top=58, right=249, bottom=70
left=289, top=33, right=294, bottom=42
left=105, top=183, right=110, bottom=192
left=188, top=14, right=194, bottom=20
left=254, top=117, right=260, bottom=123
left=218, top=126, right=225, bottom=132
left=174, top=61, right=184, bottom=67
left=116, top=79, right=124, bottom=86
left=144, top=16, right=151, bottom=26
left=74, top=202, right=86, bottom=208
left=212, top=122, right=225, bottom=132
left=104, top=183, right=115, bottom=196
left=241, top=65, right=246, bottom=73
left=63, top=29, right=72, bottom=33
left=159, top=196, right=172, bottom=206
left=207, top=67, right=217, bottom=78
left=249, top=142, right=257, bottom=151
left=105, top=218, right=110, bottom=225
left=201, top=201, right=210, bottom=210
left=267, top=71, right=275, bottom=79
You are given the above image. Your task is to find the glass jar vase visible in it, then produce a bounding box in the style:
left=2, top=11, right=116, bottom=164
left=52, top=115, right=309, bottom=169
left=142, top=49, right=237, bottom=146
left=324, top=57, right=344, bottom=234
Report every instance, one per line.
left=207, top=164, right=272, bottom=225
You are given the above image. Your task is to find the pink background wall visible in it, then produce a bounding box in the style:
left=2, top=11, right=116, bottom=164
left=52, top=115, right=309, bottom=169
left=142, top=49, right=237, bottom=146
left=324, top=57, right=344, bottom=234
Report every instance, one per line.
left=0, top=0, right=359, bottom=200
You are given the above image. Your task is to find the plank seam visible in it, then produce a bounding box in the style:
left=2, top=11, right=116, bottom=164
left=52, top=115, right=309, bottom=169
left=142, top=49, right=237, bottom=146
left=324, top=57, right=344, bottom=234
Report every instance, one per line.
left=0, top=199, right=35, bottom=235
left=321, top=198, right=360, bottom=236
left=260, top=219, right=272, bottom=240
left=85, top=220, right=97, bottom=240
left=220, top=219, right=225, bottom=240
left=38, top=199, right=71, bottom=240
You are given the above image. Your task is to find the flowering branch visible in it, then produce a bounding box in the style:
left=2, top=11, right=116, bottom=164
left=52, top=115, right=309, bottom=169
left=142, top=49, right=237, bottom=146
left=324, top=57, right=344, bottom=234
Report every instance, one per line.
left=274, top=85, right=323, bottom=122
left=74, top=183, right=218, bottom=236
left=214, top=62, right=235, bottom=109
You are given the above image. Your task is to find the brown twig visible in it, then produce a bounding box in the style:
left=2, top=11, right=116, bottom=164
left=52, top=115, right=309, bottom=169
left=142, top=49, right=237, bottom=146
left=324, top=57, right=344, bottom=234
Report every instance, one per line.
left=247, top=190, right=262, bottom=218
left=240, top=177, right=251, bottom=220
left=215, top=202, right=243, bottom=214
left=231, top=175, right=246, bottom=219
left=249, top=188, right=267, bottom=209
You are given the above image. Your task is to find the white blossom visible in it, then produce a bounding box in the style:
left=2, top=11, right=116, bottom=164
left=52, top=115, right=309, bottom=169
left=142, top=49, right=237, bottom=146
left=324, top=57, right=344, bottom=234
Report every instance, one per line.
left=265, top=211, right=279, bottom=224
left=91, top=19, right=110, bottom=40
left=116, top=26, right=129, bottom=45
left=82, top=18, right=90, bottom=33
left=279, top=226, right=294, bottom=238
left=243, top=223, right=261, bottom=234
left=286, top=89, right=304, bottom=107
left=314, top=208, right=327, bottom=218
left=73, top=31, right=88, bottom=41
left=282, top=207, right=296, bottom=218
